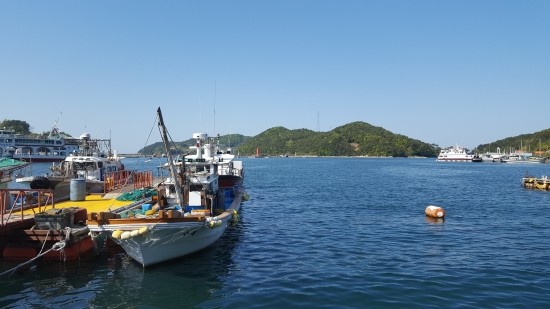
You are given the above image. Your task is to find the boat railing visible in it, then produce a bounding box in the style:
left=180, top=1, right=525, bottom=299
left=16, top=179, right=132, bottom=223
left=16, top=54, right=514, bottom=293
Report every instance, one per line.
left=132, top=170, right=153, bottom=190
left=1, top=189, right=55, bottom=227
left=103, top=170, right=153, bottom=193
left=230, top=168, right=243, bottom=177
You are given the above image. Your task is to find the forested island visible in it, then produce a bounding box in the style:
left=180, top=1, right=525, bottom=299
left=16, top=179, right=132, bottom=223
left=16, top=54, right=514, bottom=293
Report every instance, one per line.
left=138, top=121, right=550, bottom=158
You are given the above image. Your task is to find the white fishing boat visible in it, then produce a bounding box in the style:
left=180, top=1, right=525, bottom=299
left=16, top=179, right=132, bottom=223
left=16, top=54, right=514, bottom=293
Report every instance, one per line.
left=16, top=133, right=124, bottom=194
left=527, top=156, right=546, bottom=163
left=436, top=145, right=475, bottom=162
left=87, top=107, right=245, bottom=267
left=501, top=150, right=531, bottom=163
left=480, top=147, right=504, bottom=162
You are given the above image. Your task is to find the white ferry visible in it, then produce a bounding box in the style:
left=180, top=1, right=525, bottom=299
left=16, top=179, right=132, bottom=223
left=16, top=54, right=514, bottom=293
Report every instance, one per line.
left=0, top=128, right=80, bottom=162
left=436, top=145, right=475, bottom=162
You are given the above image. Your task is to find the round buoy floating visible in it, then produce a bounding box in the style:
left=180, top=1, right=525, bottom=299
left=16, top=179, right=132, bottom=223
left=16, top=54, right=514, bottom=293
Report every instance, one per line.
left=425, top=205, right=445, bottom=218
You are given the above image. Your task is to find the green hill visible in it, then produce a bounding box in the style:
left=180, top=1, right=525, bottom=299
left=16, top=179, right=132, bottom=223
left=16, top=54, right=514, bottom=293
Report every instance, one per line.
left=237, top=122, right=438, bottom=157
left=476, top=129, right=550, bottom=154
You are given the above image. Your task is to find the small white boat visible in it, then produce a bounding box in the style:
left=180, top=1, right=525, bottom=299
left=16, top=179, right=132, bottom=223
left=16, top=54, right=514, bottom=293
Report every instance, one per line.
left=501, top=152, right=530, bottom=163
left=87, top=107, right=245, bottom=267
left=527, top=156, right=546, bottom=163
left=481, top=147, right=504, bottom=162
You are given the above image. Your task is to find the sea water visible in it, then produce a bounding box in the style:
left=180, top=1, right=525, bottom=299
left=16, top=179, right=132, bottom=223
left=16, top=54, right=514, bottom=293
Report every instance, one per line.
left=1, top=157, right=549, bottom=308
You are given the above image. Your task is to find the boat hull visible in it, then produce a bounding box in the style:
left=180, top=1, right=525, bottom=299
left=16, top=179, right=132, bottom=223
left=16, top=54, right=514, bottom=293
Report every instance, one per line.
left=117, top=220, right=230, bottom=266
left=436, top=158, right=473, bottom=162
left=2, top=227, right=95, bottom=262
left=89, top=190, right=243, bottom=267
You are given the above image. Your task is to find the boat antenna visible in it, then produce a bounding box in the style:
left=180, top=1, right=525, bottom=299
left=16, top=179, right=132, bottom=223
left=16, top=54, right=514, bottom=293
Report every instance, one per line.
left=157, top=107, right=184, bottom=207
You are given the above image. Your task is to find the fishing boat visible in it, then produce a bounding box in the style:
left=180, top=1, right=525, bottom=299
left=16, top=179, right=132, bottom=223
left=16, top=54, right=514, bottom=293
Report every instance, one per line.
left=87, top=107, right=245, bottom=267
left=16, top=133, right=124, bottom=194
left=501, top=154, right=526, bottom=163
left=480, top=147, right=504, bottom=162
left=436, top=145, right=475, bottom=162
left=527, top=156, right=546, bottom=163
left=0, top=157, right=29, bottom=186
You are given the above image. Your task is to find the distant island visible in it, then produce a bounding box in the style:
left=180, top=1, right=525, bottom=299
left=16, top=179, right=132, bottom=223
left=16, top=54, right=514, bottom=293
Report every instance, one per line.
left=137, top=122, right=550, bottom=158
left=136, top=121, right=436, bottom=157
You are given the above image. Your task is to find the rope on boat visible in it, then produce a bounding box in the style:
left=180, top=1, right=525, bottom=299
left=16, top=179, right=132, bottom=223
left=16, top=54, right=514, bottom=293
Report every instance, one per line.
left=0, top=229, right=70, bottom=278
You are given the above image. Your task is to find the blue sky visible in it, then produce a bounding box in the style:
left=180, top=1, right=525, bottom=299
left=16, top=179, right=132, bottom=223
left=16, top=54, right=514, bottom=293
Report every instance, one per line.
left=1, top=1, right=549, bottom=153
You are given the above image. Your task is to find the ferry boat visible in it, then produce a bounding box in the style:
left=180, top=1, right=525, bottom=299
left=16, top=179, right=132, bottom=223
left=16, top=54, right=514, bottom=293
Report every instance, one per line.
left=0, top=128, right=80, bottom=162
left=436, top=145, right=475, bottom=162
left=0, top=126, right=118, bottom=164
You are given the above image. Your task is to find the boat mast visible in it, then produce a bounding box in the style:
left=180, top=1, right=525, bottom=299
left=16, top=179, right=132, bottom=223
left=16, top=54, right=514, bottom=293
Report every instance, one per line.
left=157, top=107, right=184, bottom=207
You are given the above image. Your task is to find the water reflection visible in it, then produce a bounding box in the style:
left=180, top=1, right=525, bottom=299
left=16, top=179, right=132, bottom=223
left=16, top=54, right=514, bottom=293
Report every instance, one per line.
left=425, top=216, right=445, bottom=225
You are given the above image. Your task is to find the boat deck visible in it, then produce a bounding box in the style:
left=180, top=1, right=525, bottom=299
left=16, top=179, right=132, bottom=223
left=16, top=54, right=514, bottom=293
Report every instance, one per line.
left=0, top=176, right=158, bottom=235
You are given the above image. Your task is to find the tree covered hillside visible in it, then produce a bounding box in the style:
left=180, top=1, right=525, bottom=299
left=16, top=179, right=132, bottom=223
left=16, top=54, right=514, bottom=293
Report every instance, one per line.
left=237, top=122, right=438, bottom=157
left=476, top=129, right=550, bottom=154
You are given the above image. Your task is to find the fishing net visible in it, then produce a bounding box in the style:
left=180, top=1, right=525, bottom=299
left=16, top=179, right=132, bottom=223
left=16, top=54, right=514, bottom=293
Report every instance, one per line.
left=116, top=188, right=158, bottom=201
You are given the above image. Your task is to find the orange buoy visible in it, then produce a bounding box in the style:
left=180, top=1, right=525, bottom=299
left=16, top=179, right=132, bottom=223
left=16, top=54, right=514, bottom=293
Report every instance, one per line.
left=425, top=205, right=445, bottom=218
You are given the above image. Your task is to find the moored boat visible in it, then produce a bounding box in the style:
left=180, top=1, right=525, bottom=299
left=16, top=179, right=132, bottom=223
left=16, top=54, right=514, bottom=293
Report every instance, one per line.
left=527, top=156, right=546, bottom=163
left=16, top=133, right=125, bottom=195
left=86, top=107, right=245, bottom=267
left=0, top=157, right=29, bottom=186
left=0, top=127, right=81, bottom=162
left=480, top=147, right=504, bottom=162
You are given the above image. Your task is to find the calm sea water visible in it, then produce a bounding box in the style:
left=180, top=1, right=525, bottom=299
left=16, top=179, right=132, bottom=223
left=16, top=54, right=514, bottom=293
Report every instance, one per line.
left=1, top=157, right=550, bottom=308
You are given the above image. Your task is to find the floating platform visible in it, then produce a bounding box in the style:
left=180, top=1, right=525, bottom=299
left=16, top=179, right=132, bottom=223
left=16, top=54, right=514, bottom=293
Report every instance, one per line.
left=521, top=176, right=550, bottom=190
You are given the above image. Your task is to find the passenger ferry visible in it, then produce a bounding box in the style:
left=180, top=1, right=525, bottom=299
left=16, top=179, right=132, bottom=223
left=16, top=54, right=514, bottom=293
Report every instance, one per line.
left=436, top=145, right=476, bottom=162
left=0, top=128, right=111, bottom=162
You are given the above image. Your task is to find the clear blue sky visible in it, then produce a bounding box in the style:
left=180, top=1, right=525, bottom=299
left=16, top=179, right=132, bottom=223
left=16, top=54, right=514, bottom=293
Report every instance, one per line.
left=1, top=1, right=549, bottom=153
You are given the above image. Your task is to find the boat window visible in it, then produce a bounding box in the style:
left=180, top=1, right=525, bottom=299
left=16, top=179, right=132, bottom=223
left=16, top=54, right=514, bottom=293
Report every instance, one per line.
left=98, top=162, right=103, bottom=168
